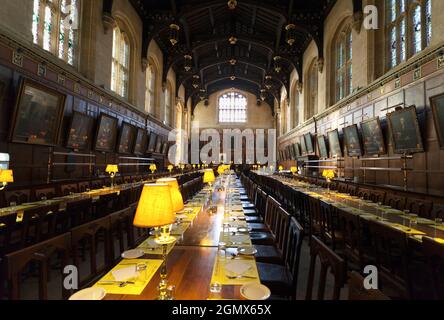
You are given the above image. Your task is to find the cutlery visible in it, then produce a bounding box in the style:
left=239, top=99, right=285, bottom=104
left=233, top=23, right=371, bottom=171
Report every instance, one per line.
left=226, top=275, right=257, bottom=279
left=97, top=281, right=135, bottom=287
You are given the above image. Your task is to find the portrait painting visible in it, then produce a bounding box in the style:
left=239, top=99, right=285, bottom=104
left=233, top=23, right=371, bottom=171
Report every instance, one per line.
left=387, top=106, right=424, bottom=154
left=430, top=93, right=444, bottom=150
left=327, top=129, right=343, bottom=157
left=155, top=135, right=163, bottom=153
left=343, top=124, right=363, bottom=157
left=304, top=133, right=314, bottom=154
left=10, top=79, right=66, bottom=146
left=161, top=142, right=169, bottom=155
left=360, top=117, right=386, bottom=156
left=66, top=112, right=94, bottom=150
left=94, top=113, right=118, bottom=153
left=134, top=128, right=148, bottom=156
left=317, top=135, right=329, bottom=159
left=300, top=135, right=307, bottom=155
left=147, top=132, right=158, bottom=153
left=117, top=122, right=136, bottom=154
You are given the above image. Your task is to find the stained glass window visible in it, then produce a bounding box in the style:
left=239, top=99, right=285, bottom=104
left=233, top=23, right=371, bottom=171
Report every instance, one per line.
left=219, top=92, right=247, bottom=123
left=32, top=0, right=80, bottom=66
left=145, top=64, right=156, bottom=114
left=386, top=0, right=432, bottom=70
left=111, top=26, right=130, bottom=98
left=335, top=25, right=353, bottom=103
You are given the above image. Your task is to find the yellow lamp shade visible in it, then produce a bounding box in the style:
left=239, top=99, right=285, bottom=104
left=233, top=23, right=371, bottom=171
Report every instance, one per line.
left=156, top=178, right=184, bottom=213
left=150, top=164, right=157, bottom=172
left=134, top=184, right=176, bottom=228
left=167, top=165, right=174, bottom=172
left=0, top=170, right=14, bottom=183
left=290, top=166, right=297, bottom=173
left=105, top=165, right=118, bottom=173
left=203, top=169, right=215, bottom=183
left=278, top=166, right=284, bottom=171
left=322, top=169, right=335, bottom=180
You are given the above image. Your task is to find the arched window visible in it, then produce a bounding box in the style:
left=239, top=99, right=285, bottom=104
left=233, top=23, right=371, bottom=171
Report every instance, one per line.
left=218, top=92, right=247, bottom=123
left=335, top=25, right=352, bottom=102
left=305, top=60, right=318, bottom=120
left=145, top=63, right=156, bottom=114
left=292, top=83, right=300, bottom=127
left=164, top=83, right=172, bottom=126
left=32, top=0, right=80, bottom=66
left=386, top=0, right=432, bottom=70
left=111, top=26, right=130, bottom=98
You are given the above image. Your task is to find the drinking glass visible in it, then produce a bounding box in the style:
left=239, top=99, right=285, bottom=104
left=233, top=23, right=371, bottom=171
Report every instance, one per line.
left=409, top=214, right=418, bottom=229
left=218, top=242, right=227, bottom=258
left=210, top=282, right=222, bottom=294
left=10, top=201, right=17, bottom=207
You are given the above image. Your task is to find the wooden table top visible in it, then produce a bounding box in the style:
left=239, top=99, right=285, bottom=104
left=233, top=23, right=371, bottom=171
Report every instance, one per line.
left=105, top=178, right=249, bottom=300
left=0, top=182, right=144, bottom=217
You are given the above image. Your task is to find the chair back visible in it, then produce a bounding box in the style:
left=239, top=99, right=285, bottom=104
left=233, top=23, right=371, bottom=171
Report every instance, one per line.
left=421, top=237, right=444, bottom=300
left=347, top=271, right=390, bottom=300
left=384, top=194, right=406, bottom=211
left=306, top=236, right=346, bottom=300
left=284, top=217, right=305, bottom=292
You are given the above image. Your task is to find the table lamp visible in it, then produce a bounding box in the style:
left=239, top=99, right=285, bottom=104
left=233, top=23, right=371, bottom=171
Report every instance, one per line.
left=0, top=169, right=14, bottom=190
left=322, top=169, right=335, bottom=193
left=290, top=166, right=298, bottom=175
left=134, top=184, right=176, bottom=300
left=167, top=165, right=174, bottom=173
left=203, top=169, right=216, bottom=206
left=105, top=165, right=118, bottom=188
left=278, top=165, right=284, bottom=172
left=156, top=178, right=184, bottom=213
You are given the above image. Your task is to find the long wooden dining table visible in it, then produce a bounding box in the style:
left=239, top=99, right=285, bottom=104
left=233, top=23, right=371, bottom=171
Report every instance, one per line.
left=101, top=174, right=258, bottom=300
left=272, top=174, right=444, bottom=242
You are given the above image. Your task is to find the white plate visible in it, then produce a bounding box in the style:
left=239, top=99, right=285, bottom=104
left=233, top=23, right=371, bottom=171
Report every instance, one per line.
left=121, top=249, right=144, bottom=259
left=69, top=287, right=106, bottom=300
left=240, top=283, right=271, bottom=300
left=237, top=246, right=257, bottom=256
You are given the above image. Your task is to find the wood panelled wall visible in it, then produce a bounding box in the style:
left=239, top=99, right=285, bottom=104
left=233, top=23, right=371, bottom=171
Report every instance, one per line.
left=279, top=49, right=444, bottom=197
left=0, top=36, right=171, bottom=188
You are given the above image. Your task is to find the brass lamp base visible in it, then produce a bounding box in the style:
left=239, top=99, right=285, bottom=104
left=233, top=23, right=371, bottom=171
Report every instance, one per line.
left=154, top=226, right=176, bottom=300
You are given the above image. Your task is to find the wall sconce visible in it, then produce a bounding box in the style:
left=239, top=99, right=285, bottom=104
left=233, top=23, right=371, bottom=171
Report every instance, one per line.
left=228, top=0, right=237, bottom=10
left=169, top=24, right=180, bottom=46
left=0, top=169, right=14, bottom=190
left=273, top=56, right=282, bottom=73
left=199, top=89, right=206, bottom=100
left=192, top=75, right=200, bottom=89
left=184, top=54, right=192, bottom=72
left=285, top=24, right=296, bottom=46
left=228, top=36, right=238, bottom=45
left=264, top=75, right=272, bottom=90
left=260, top=88, right=266, bottom=101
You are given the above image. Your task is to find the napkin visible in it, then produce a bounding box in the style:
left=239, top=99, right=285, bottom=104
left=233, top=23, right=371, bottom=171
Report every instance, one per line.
left=225, top=261, right=252, bottom=275
left=112, top=266, right=139, bottom=281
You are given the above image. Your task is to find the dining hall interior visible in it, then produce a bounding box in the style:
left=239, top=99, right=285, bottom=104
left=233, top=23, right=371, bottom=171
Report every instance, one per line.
left=0, top=0, right=443, bottom=302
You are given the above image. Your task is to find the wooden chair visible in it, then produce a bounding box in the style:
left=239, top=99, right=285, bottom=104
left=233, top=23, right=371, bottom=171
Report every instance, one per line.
left=419, top=237, right=444, bottom=300
left=347, top=185, right=358, bottom=197
left=384, top=193, right=406, bottom=211
left=336, top=209, right=366, bottom=270
left=78, top=181, right=90, bottom=193
left=23, top=204, right=60, bottom=246
left=60, top=183, right=79, bottom=196
left=366, top=219, right=411, bottom=299
left=255, top=206, right=290, bottom=265
left=5, top=233, right=71, bottom=300
left=431, top=204, right=444, bottom=220
left=58, top=198, right=93, bottom=232
left=94, top=193, right=119, bottom=218
left=369, top=190, right=386, bottom=204
left=347, top=271, right=390, bottom=300
left=404, top=198, right=433, bottom=219
left=306, top=236, right=346, bottom=300
left=337, top=182, right=348, bottom=194
left=90, top=180, right=103, bottom=190
left=308, top=196, right=323, bottom=240
left=357, top=188, right=372, bottom=200
left=4, top=190, right=31, bottom=206
left=257, top=217, right=305, bottom=299
left=70, top=216, right=112, bottom=287
left=110, top=207, right=135, bottom=260
left=33, top=187, right=56, bottom=201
